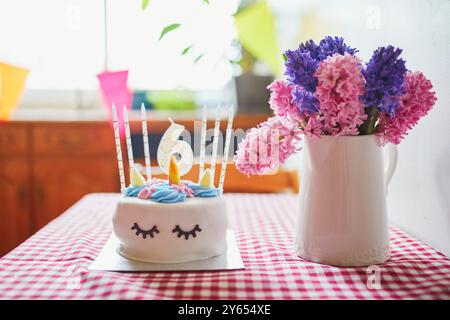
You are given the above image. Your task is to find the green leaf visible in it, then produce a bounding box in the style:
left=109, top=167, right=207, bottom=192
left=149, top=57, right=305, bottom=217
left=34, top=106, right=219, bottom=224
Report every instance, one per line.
left=158, top=23, right=181, bottom=41
left=181, top=45, right=193, bottom=55
left=194, top=54, right=204, bottom=64
left=202, top=0, right=210, bottom=4
left=141, top=0, right=150, bottom=10
left=282, top=52, right=287, bottom=62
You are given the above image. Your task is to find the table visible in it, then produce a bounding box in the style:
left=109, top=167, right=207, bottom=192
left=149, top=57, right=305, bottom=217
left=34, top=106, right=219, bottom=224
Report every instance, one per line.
left=0, top=193, right=449, bottom=299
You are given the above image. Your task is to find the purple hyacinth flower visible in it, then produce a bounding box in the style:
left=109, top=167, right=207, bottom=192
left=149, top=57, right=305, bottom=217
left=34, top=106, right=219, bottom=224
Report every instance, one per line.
left=284, top=50, right=319, bottom=91
left=291, top=86, right=318, bottom=113
left=298, top=39, right=321, bottom=60
left=318, top=36, right=358, bottom=61
left=362, top=45, right=407, bottom=116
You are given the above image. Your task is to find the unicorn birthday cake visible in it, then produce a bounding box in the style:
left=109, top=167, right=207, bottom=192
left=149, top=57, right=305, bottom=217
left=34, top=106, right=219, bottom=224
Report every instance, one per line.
left=111, top=104, right=234, bottom=263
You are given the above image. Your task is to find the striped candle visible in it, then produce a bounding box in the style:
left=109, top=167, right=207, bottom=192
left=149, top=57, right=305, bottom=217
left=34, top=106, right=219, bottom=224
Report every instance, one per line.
left=123, top=105, right=134, bottom=169
left=210, top=106, right=221, bottom=184
left=199, top=105, right=207, bottom=181
left=140, top=103, right=151, bottom=180
left=218, top=105, right=234, bottom=193
left=112, top=104, right=126, bottom=193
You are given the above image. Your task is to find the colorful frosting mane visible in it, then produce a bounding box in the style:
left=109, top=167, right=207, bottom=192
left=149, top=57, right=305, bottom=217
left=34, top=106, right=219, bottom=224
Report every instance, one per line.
left=125, top=178, right=220, bottom=203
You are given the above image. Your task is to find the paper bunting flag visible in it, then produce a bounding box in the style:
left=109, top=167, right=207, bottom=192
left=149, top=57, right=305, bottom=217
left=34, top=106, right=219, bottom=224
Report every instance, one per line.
left=234, top=1, right=282, bottom=76
left=0, top=62, right=29, bottom=121
left=97, top=70, right=133, bottom=137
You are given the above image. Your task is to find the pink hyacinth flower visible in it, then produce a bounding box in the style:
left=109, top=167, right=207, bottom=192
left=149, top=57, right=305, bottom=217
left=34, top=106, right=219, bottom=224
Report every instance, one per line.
left=234, top=117, right=302, bottom=176
left=267, top=80, right=305, bottom=123
left=376, top=71, right=437, bottom=145
left=314, top=53, right=367, bottom=136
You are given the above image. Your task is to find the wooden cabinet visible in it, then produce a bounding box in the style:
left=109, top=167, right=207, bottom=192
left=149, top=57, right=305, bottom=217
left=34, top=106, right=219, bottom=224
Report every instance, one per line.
left=0, top=121, right=118, bottom=256
left=0, top=158, right=32, bottom=255
left=29, top=122, right=118, bottom=229
left=33, top=158, right=117, bottom=229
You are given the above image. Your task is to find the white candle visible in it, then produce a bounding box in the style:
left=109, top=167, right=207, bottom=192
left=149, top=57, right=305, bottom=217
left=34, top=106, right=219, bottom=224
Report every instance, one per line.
left=112, top=104, right=126, bottom=193
left=141, top=103, right=151, bottom=179
left=199, top=105, right=207, bottom=181
left=210, top=106, right=221, bottom=184
left=218, top=105, right=234, bottom=193
left=123, top=105, right=134, bottom=169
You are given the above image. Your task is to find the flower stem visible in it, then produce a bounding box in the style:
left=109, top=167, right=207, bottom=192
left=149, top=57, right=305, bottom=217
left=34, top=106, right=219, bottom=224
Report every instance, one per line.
left=359, top=106, right=378, bottom=135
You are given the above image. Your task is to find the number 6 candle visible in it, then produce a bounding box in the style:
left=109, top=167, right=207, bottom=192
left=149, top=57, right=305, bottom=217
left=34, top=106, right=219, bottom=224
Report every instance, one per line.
left=157, top=118, right=193, bottom=177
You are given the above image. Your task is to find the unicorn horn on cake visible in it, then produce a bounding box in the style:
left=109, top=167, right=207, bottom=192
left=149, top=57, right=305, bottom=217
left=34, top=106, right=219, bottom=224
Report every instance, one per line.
left=168, top=155, right=181, bottom=185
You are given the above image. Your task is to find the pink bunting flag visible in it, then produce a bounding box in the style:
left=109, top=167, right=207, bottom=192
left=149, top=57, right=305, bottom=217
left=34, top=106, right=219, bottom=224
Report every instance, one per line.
left=97, top=70, right=132, bottom=137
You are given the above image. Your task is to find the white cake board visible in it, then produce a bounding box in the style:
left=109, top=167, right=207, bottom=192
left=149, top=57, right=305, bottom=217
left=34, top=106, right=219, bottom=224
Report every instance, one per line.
left=89, top=230, right=244, bottom=272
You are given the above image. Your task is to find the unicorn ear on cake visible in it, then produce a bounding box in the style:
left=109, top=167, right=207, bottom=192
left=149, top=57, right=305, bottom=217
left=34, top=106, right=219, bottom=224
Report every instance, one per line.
left=130, top=167, right=146, bottom=187
left=199, top=168, right=213, bottom=188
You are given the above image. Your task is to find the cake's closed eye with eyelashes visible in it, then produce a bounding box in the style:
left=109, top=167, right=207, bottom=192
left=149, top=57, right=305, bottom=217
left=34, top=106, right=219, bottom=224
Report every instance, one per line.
left=172, top=224, right=202, bottom=240
left=131, top=223, right=160, bottom=239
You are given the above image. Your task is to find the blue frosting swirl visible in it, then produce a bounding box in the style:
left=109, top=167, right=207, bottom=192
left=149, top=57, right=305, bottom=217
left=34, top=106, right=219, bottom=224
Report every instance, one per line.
left=186, top=183, right=220, bottom=198
left=124, top=181, right=219, bottom=203
left=124, top=185, right=145, bottom=197
left=151, top=184, right=187, bottom=203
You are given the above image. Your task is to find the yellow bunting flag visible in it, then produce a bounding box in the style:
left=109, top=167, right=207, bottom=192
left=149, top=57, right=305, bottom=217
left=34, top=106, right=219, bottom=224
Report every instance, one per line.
left=168, top=155, right=181, bottom=185
left=0, top=62, right=29, bottom=121
left=234, top=1, right=281, bottom=76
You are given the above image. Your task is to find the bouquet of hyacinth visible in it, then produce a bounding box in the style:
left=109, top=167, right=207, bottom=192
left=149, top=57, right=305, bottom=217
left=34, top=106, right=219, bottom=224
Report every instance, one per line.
left=234, top=36, right=437, bottom=175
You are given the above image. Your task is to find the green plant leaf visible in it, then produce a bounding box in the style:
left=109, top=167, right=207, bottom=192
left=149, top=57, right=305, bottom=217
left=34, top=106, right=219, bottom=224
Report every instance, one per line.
left=181, top=45, right=193, bottom=55
left=282, top=52, right=287, bottom=62
left=158, top=23, right=181, bottom=41
left=141, top=0, right=150, bottom=10
left=194, top=54, right=204, bottom=64
left=202, top=0, right=210, bottom=4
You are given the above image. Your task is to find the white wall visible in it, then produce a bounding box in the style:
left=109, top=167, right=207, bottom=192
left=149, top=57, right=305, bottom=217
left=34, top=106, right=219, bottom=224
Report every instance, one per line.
left=377, top=1, right=450, bottom=257
left=276, top=0, right=450, bottom=256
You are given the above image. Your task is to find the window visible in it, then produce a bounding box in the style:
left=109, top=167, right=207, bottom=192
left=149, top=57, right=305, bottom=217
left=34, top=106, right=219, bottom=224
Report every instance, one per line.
left=0, top=0, right=239, bottom=91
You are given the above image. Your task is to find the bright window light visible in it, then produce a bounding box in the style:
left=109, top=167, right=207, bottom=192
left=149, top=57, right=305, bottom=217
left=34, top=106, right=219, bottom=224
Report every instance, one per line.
left=0, top=0, right=239, bottom=90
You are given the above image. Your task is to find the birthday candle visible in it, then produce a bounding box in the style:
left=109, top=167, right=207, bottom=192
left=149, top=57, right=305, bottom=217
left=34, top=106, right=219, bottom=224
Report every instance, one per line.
left=218, top=105, right=234, bottom=193
left=210, top=106, right=221, bottom=184
left=141, top=103, right=151, bottom=179
left=112, top=104, right=126, bottom=193
left=199, top=105, right=207, bottom=181
left=157, top=118, right=193, bottom=176
left=168, top=155, right=181, bottom=185
left=123, top=105, right=134, bottom=169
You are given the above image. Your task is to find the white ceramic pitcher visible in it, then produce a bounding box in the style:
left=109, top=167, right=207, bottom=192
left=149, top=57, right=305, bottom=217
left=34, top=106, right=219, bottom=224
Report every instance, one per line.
left=294, top=135, right=397, bottom=267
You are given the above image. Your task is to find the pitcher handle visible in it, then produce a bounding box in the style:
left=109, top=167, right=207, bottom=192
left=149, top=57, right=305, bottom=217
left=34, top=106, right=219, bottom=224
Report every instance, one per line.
left=385, top=143, right=398, bottom=194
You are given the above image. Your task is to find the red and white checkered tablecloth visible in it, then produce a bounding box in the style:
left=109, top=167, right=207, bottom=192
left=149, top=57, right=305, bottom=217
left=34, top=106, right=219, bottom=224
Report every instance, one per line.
left=0, top=193, right=449, bottom=300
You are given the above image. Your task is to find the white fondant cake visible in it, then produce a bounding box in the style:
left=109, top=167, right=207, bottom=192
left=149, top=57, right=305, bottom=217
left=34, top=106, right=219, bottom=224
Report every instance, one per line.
left=113, top=196, right=228, bottom=263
